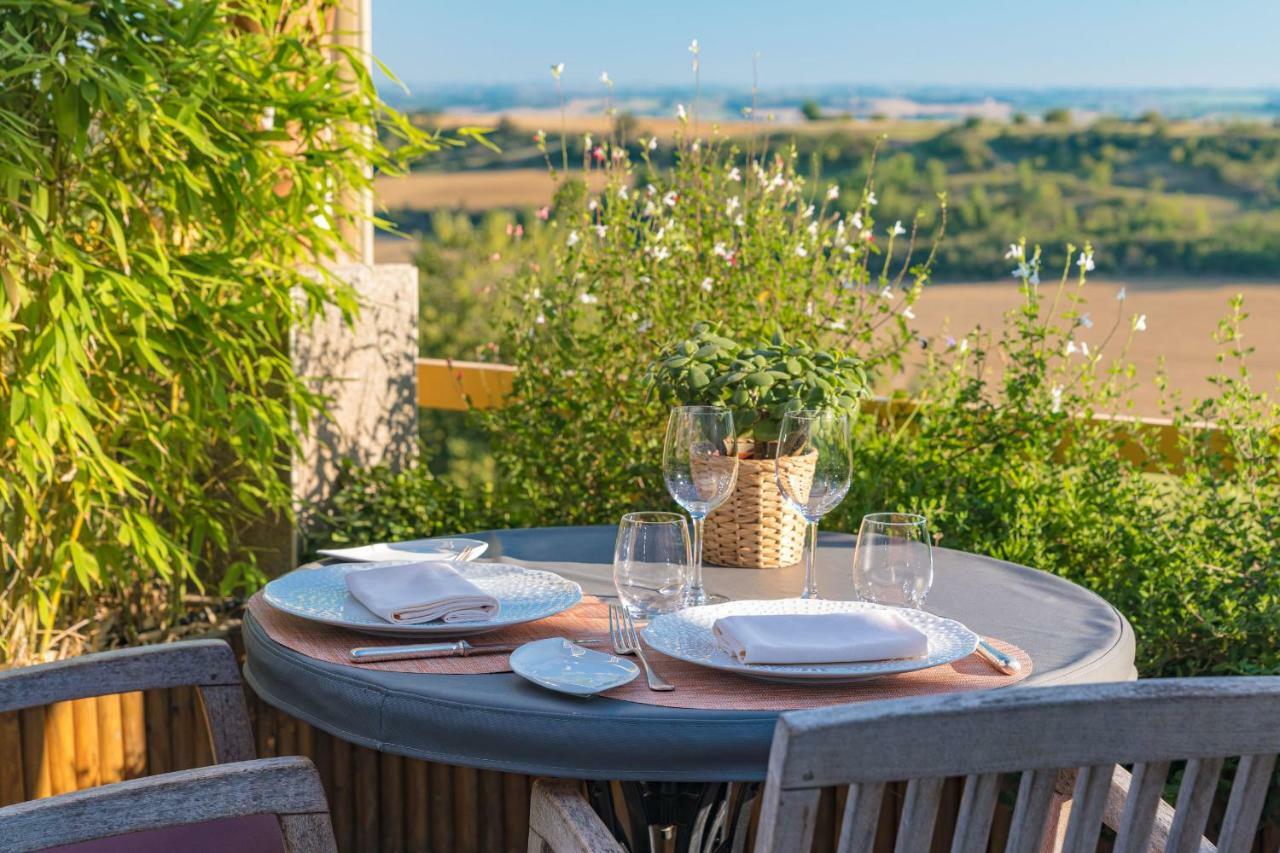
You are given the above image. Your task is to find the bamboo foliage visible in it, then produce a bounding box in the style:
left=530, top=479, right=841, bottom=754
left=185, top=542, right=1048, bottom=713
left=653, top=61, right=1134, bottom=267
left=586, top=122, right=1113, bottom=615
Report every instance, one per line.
left=0, top=0, right=464, bottom=664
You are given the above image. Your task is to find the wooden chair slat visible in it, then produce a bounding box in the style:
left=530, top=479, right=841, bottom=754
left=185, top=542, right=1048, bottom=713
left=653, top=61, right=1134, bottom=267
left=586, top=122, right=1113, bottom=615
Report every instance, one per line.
left=1110, top=761, right=1171, bottom=853
left=752, top=785, right=822, bottom=853
left=1215, top=753, right=1277, bottom=853
left=835, top=782, right=885, bottom=853
left=1060, top=764, right=1114, bottom=853
left=949, top=773, right=1001, bottom=853
left=1004, top=768, right=1058, bottom=853
left=1166, top=757, right=1225, bottom=853
left=893, top=777, right=944, bottom=853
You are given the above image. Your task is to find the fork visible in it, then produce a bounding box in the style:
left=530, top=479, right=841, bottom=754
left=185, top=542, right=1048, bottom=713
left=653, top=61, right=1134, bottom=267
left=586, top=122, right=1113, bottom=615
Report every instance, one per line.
left=608, top=604, right=674, bottom=692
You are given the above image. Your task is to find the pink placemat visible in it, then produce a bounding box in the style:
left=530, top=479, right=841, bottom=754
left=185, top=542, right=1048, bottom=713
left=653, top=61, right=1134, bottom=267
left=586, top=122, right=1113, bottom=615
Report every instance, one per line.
left=248, top=593, right=1032, bottom=711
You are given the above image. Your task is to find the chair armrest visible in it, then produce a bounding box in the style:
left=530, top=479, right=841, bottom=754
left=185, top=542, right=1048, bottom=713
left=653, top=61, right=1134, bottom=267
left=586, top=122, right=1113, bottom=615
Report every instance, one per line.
left=0, top=640, right=253, bottom=762
left=527, top=778, right=625, bottom=853
left=0, top=756, right=334, bottom=853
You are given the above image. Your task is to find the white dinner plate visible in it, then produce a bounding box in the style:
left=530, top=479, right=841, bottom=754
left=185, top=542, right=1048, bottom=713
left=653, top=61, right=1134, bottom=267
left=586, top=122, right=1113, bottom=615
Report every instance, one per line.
left=510, top=638, right=639, bottom=697
left=263, top=561, right=581, bottom=638
left=316, top=537, right=488, bottom=563
left=642, top=599, right=979, bottom=684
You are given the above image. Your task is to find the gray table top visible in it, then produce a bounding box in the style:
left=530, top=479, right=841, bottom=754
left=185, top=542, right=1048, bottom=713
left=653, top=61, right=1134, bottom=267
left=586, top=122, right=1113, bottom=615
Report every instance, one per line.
left=242, top=525, right=1136, bottom=782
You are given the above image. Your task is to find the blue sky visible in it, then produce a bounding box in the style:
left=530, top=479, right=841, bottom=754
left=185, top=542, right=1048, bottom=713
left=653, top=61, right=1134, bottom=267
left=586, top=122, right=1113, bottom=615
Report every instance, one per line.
left=373, top=0, right=1280, bottom=90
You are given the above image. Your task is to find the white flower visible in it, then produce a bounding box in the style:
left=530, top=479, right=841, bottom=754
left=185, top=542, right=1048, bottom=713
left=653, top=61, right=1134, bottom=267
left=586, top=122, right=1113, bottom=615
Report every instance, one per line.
left=691, top=140, right=700, bottom=152
left=829, top=319, right=847, bottom=331
left=587, top=199, right=598, bottom=211
left=866, top=191, right=878, bottom=206
left=647, top=137, right=658, bottom=151
left=727, top=166, right=741, bottom=182
left=902, top=307, right=916, bottom=320
left=959, top=338, right=970, bottom=353
left=726, top=196, right=740, bottom=214
left=1051, top=385, right=1064, bottom=413
left=1082, top=341, right=1090, bottom=357
left=599, top=71, right=611, bottom=85
left=880, top=286, right=893, bottom=300
left=795, top=245, right=808, bottom=257
left=842, top=244, right=855, bottom=254
left=700, top=277, right=713, bottom=293
left=652, top=246, right=670, bottom=261
left=1065, top=340, right=1079, bottom=356
left=713, top=242, right=728, bottom=258
left=594, top=224, right=607, bottom=238
left=734, top=215, right=745, bottom=227
left=688, top=38, right=699, bottom=55
left=889, top=220, right=906, bottom=237
left=1081, top=312, right=1094, bottom=329
left=805, top=300, right=814, bottom=317
left=566, top=230, right=580, bottom=247
left=803, top=204, right=815, bottom=219
left=646, top=183, right=657, bottom=196
left=807, top=221, right=819, bottom=237
left=1116, top=287, right=1127, bottom=302
left=1077, top=250, right=1095, bottom=272
left=851, top=211, right=863, bottom=229
left=676, top=103, right=687, bottom=120
left=636, top=318, right=653, bottom=333
left=826, top=184, right=840, bottom=201
left=642, top=201, right=656, bottom=217
left=618, top=185, right=629, bottom=200
left=654, top=226, right=665, bottom=241
left=579, top=293, right=598, bottom=304
left=1133, top=314, right=1148, bottom=332
left=550, top=63, right=564, bottom=80
left=1012, top=259, right=1040, bottom=285
left=1004, top=243, right=1023, bottom=260
left=535, top=313, right=546, bottom=325
left=662, top=190, right=678, bottom=208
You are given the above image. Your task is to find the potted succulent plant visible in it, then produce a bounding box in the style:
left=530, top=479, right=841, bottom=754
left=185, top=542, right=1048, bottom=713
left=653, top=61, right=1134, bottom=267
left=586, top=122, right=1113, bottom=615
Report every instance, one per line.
left=648, top=322, right=869, bottom=568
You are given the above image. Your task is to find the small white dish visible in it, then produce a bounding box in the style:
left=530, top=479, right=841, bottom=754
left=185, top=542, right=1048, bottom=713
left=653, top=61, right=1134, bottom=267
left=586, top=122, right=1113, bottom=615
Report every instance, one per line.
left=510, top=637, right=639, bottom=697
left=317, top=537, right=488, bottom=563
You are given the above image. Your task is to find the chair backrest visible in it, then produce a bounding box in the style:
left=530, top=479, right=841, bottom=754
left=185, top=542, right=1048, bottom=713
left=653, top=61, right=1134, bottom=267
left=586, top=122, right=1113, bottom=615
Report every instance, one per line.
left=754, top=677, right=1280, bottom=853
left=0, top=756, right=336, bottom=853
left=0, top=639, right=254, bottom=764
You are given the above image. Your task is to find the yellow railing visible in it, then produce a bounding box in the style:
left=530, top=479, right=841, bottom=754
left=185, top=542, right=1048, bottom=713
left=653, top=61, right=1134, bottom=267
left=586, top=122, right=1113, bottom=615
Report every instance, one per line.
left=415, top=358, right=1224, bottom=470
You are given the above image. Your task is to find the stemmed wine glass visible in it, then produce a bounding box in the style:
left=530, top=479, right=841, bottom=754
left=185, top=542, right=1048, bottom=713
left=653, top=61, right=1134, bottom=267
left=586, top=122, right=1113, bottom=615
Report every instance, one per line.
left=851, top=513, right=933, bottom=609
left=662, top=405, right=739, bottom=606
left=775, top=409, right=852, bottom=599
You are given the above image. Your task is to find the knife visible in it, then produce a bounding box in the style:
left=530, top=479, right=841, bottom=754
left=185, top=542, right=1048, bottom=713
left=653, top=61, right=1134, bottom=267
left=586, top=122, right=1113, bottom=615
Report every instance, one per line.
left=975, top=639, right=1021, bottom=675
left=349, top=637, right=603, bottom=663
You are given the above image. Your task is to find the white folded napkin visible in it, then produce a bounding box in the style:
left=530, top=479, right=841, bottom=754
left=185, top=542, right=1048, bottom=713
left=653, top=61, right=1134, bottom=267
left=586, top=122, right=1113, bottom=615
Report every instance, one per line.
left=713, top=610, right=929, bottom=665
left=344, top=561, right=499, bottom=624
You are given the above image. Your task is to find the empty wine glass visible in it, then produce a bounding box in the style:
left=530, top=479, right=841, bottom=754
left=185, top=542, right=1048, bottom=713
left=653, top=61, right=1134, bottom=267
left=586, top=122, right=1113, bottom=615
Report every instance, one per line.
left=662, top=405, right=738, bottom=606
left=613, top=512, right=691, bottom=618
left=775, top=409, right=852, bottom=599
left=852, top=513, right=934, bottom=609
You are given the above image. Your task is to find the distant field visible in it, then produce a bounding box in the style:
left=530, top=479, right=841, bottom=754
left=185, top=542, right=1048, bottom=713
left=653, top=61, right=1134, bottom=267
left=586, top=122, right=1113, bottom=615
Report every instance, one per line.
left=377, top=168, right=608, bottom=212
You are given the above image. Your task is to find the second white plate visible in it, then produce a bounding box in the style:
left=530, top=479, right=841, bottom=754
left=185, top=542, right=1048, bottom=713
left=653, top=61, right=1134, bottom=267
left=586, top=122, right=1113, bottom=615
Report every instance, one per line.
left=642, top=599, right=978, bottom=684
left=316, top=537, right=488, bottom=563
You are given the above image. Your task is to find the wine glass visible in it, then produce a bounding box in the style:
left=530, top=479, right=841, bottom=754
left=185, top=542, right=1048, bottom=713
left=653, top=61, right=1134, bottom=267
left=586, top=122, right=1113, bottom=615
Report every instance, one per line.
left=613, top=512, right=691, bottom=618
left=852, top=513, right=934, bottom=609
left=775, top=409, right=852, bottom=599
left=662, top=405, right=738, bottom=606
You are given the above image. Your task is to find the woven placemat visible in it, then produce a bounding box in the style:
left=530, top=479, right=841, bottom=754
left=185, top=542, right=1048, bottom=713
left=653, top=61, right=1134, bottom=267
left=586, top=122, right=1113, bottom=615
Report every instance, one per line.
left=247, top=593, right=1032, bottom=711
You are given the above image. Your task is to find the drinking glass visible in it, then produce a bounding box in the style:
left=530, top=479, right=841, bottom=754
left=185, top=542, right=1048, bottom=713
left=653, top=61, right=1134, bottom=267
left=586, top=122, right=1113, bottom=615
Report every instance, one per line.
left=613, top=512, right=691, bottom=618
left=662, top=405, right=738, bottom=606
left=851, top=513, right=934, bottom=609
left=775, top=409, right=852, bottom=599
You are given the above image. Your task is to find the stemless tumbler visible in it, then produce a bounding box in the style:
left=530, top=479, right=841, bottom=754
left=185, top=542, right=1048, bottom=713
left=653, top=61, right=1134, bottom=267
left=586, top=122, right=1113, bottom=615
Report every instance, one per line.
left=851, top=512, right=934, bottom=608
left=613, top=512, right=691, bottom=618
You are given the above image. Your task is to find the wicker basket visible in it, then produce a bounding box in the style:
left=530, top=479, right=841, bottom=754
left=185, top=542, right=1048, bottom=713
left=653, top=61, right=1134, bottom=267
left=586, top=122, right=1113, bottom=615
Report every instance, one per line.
left=700, top=451, right=816, bottom=569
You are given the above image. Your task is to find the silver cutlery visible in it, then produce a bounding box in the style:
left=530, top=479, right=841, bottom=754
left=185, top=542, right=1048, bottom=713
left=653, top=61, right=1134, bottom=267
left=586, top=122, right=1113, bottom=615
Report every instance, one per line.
left=608, top=604, right=674, bottom=691
left=975, top=639, right=1021, bottom=675
left=350, top=637, right=603, bottom=663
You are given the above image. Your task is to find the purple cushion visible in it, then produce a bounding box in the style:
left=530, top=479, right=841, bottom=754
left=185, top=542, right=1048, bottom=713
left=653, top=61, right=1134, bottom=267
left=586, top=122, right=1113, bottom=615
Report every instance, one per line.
left=39, top=813, right=285, bottom=853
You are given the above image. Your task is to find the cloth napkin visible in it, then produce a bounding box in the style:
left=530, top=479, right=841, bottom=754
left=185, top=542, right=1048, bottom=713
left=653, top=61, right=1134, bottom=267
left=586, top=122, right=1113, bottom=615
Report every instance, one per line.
left=344, top=562, right=499, bottom=624
left=713, top=610, right=929, bottom=665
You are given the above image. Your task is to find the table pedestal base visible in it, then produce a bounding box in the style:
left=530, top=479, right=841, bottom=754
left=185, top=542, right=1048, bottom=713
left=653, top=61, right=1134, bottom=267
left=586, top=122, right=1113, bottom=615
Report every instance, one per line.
left=588, top=781, right=760, bottom=853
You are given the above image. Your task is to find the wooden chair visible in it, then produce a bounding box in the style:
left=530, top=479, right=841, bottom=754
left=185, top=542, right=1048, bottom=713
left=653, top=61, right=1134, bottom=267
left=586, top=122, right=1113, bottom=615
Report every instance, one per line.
left=528, top=678, right=1278, bottom=852
left=0, top=640, right=337, bottom=852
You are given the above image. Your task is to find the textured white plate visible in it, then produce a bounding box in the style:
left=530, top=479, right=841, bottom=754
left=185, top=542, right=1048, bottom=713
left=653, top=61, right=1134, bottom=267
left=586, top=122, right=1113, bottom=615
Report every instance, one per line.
left=642, top=599, right=978, bottom=684
left=510, top=638, right=639, bottom=697
left=263, top=561, right=581, bottom=638
left=316, top=537, right=488, bottom=563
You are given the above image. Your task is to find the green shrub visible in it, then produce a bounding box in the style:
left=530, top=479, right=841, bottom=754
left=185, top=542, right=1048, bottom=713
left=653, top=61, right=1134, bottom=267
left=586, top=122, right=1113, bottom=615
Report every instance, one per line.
left=0, top=0, right=455, bottom=661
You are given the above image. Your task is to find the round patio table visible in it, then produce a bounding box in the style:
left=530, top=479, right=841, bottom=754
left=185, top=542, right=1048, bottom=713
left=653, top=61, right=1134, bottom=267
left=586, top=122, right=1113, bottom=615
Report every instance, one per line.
left=242, top=525, right=1136, bottom=783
